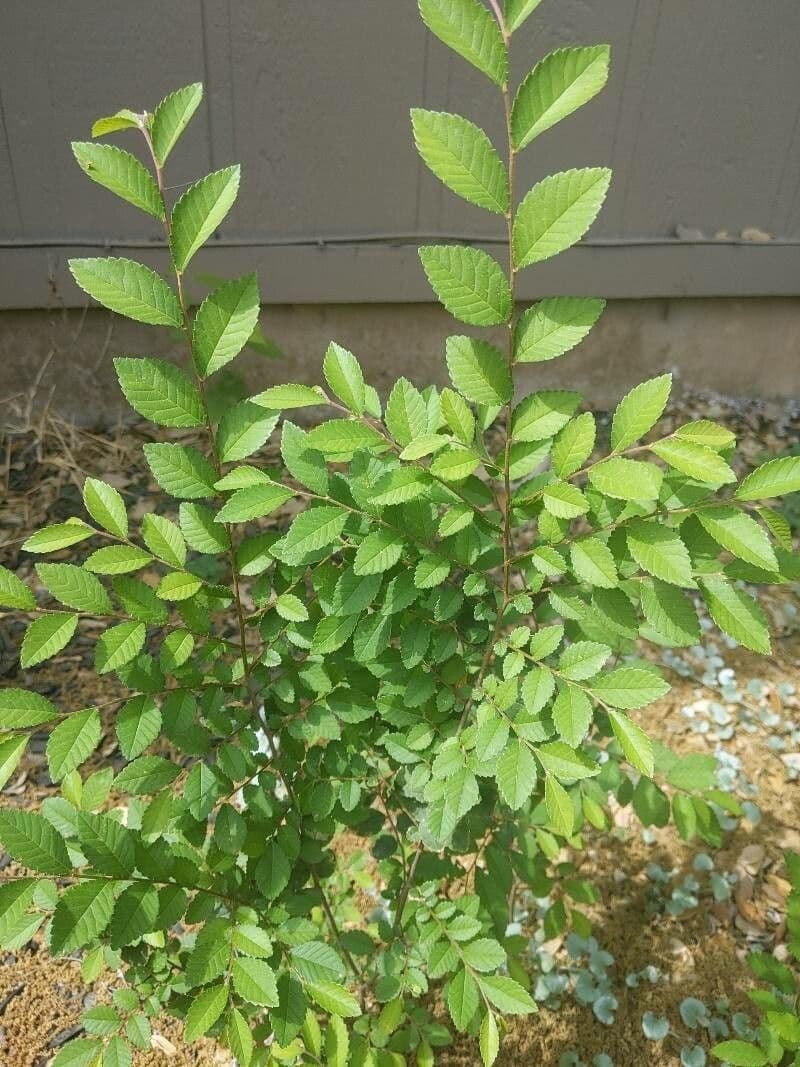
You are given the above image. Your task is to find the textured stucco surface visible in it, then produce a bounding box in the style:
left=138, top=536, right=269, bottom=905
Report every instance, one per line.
left=1, top=298, right=798, bottom=431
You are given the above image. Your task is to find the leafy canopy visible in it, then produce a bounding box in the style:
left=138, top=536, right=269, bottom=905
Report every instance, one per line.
left=1, top=4, right=797, bottom=1066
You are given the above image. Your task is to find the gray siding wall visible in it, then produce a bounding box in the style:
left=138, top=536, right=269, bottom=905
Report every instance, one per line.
left=1, top=1, right=800, bottom=307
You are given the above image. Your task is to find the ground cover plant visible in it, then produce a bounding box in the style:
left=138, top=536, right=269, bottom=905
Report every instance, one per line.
left=1, top=1, right=799, bottom=1065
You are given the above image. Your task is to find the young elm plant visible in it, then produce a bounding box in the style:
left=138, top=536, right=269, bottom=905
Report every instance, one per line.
left=1, top=2, right=799, bottom=1065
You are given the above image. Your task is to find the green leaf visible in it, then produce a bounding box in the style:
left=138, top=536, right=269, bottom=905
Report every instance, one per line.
left=51, top=1038, right=103, bottom=1067
left=699, top=575, right=771, bottom=654
left=311, top=614, right=358, bottom=655
left=590, top=666, right=670, bottom=709
left=512, top=390, right=580, bottom=442
left=0, top=565, right=35, bottom=610
left=305, top=420, right=385, bottom=456
left=113, top=357, right=204, bottom=427
left=696, top=507, right=777, bottom=571
left=372, top=468, right=431, bottom=506
left=192, top=273, right=260, bottom=377
left=233, top=957, right=279, bottom=1006
left=542, top=481, right=589, bottom=518
left=157, top=570, right=202, bottom=601
left=537, top=741, right=598, bottom=781
left=83, top=479, right=128, bottom=539
left=215, top=484, right=293, bottom=526
left=512, top=46, right=610, bottom=150
left=253, top=383, right=326, bottom=410
left=108, top=882, right=159, bottom=948
left=513, top=168, right=611, bottom=269
left=441, top=387, right=476, bottom=444
left=626, top=520, right=694, bottom=587
left=479, top=974, right=536, bottom=1014
left=103, top=1036, right=132, bottom=1067
left=479, top=1009, right=499, bottom=1067
left=323, top=342, right=366, bottom=415
left=304, top=980, right=361, bottom=1018
left=0, top=689, right=58, bottom=729
left=552, top=412, right=596, bottom=477
left=117, top=696, right=161, bottom=760
left=0, top=810, right=70, bottom=873
left=179, top=502, right=227, bottom=554
left=22, top=521, right=94, bottom=553
left=50, top=880, right=116, bottom=954
left=735, top=455, right=800, bottom=500
left=36, top=564, right=112, bottom=615
left=114, top=755, right=179, bottom=795
left=446, top=336, right=512, bottom=405
left=151, top=83, right=203, bottom=165
left=608, top=710, right=653, bottom=775
left=47, top=708, right=102, bottom=781
left=552, top=685, right=593, bottom=746
left=20, top=613, right=78, bottom=668
left=496, top=739, right=537, bottom=810
left=709, top=1041, right=767, bottom=1067
left=353, top=530, right=405, bottom=575
left=514, top=296, right=605, bottom=364
left=650, top=438, right=736, bottom=487
left=143, top=442, right=217, bottom=499
left=589, top=457, right=663, bottom=501
left=385, top=377, right=428, bottom=447
left=281, top=506, right=349, bottom=562
left=0, top=735, right=28, bottom=791
left=91, top=109, right=140, bottom=138
left=72, top=142, right=162, bottom=218
left=69, top=258, right=182, bottom=326
left=273, top=974, right=307, bottom=1045
left=558, top=641, right=610, bottom=681
left=447, top=967, right=479, bottom=1031
left=411, top=109, right=508, bottom=214
left=545, top=775, right=574, bottom=835
left=217, top=400, right=279, bottom=462
left=84, top=546, right=153, bottom=575
left=639, top=579, right=700, bottom=646
left=171, top=166, right=240, bottom=272
left=420, top=246, right=511, bottom=326
left=418, top=0, right=507, bottom=87
left=569, top=538, right=617, bottom=588
left=462, top=938, right=506, bottom=972
left=184, top=983, right=228, bottom=1042
left=76, top=811, right=135, bottom=877
left=141, top=513, right=186, bottom=567
left=666, top=753, right=718, bottom=791
left=96, top=622, right=146, bottom=674
left=610, top=374, right=672, bottom=450
left=256, top=841, right=291, bottom=899
left=227, top=1007, right=254, bottom=1067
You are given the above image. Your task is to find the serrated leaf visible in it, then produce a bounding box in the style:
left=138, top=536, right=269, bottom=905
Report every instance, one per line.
left=412, top=109, right=508, bottom=214
left=76, top=811, right=136, bottom=877
left=113, top=357, right=204, bottom=427
left=608, top=710, right=653, bottom=775
left=69, top=258, right=181, bottom=326
left=650, top=438, right=736, bottom=487
left=0, top=689, right=58, bottom=730
left=542, top=481, right=588, bottom=518
left=513, top=168, right=611, bottom=269
left=385, top=377, right=428, bottom=447
left=735, top=455, right=800, bottom=500
left=305, top=979, right=361, bottom=1018
left=156, top=570, right=202, bottom=601
left=430, top=446, right=481, bottom=482
left=179, top=502, right=227, bottom=554
left=0, top=565, right=35, bottom=610
left=479, top=974, right=536, bottom=1014
left=192, top=272, right=260, bottom=377
left=696, top=507, right=777, bottom=571
left=91, top=109, right=140, bottom=138
left=480, top=1009, right=499, bottom=1067
left=253, top=383, right=326, bottom=410
left=72, top=142, right=162, bottom=218
left=446, top=335, right=511, bottom=405
left=441, top=387, right=475, bottom=444
left=496, top=739, right=537, bottom=810
left=419, top=0, right=507, bottom=87
left=323, top=342, right=366, bottom=415
left=216, top=400, right=279, bottom=462
left=227, top=1007, right=254, bottom=1066
left=108, top=882, right=159, bottom=948
left=114, top=755, right=179, bottom=794
left=569, top=537, right=617, bottom=588
left=184, top=983, right=228, bottom=1042
left=233, top=957, right=279, bottom=1006
left=96, top=622, right=145, bottom=674
left=50, top=880, right=116, bottom=954
left=590, top=666, right=670, bottom=709
left=84, top=546, right=153, bottom=575
left=116, top=696, right=161, bottom=760
left=512, top=45, right=610, bottom=150
left=353, top=529, right=405, bottom=575
left=83, top=479, right=128, bottom=539
left=0, top=735, right=28, bottom=792
left=52, top=1039, right=104, bottom=1067
left=171, top=166, right=240, bottom=272
left=304, top=420, right=385, bottom=456
left=514, top=296, right=605, bottom=364
left=447, top=967, right=479, bottom=1031
left=22, top=521, right=94, bottom=553
left=552, top=412, right=596, bottom=477
left=537, top=741, right=598, bottom=780
left=372, top=468, right=431, bottom=506
left=151, top=83, right=203, bottom=165
left=551, top=684, right=593, bottom=746
left=512, top=389, right=580, bottom=442
left=627, top=520, right=694, bottom=587
left=639, top=578, right=700, bottom=646
left=143, top=442, right=217, bottom=499
left=545, top=774, right=574, bottom=835
left=709, top=1041, right=767, bottom=1067
left=47, top=708, right=101, bottom=781
left=0, top=810, right=70, bottom=873
left=20, top=613, right=78, bottom=668
left=589, top=457, right=663, bottom=501
left=420, top=246, right=511, bottom=326
left=274, top=592, right=308, bottom=622
left=699, top=575, right=771, bottom=654
left=281, top=506, right=348, bottom=562
left=610, top=374, right=671, bottom=450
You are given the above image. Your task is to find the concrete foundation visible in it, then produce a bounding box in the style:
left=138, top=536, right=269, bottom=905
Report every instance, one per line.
left=1, top=298, right=798, bottom=430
